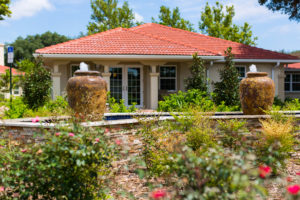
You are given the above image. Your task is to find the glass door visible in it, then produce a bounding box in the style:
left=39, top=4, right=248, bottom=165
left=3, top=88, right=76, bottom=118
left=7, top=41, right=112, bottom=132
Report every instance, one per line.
left=109, top=66, right=143, bottom=107
left=127, top=67, right=141, bottom=106
left=109, top=67, right=123, bottom=102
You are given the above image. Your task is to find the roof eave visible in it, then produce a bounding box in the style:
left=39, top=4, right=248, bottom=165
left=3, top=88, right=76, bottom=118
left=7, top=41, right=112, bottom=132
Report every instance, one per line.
left=33, top=53, right=224, bottom=61
left=215, top=58, right=300, bottom=64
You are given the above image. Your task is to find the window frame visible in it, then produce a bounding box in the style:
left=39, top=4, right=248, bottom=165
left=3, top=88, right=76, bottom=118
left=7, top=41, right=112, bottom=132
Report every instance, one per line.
left=236, top=66, right=246, bottom=81
left=285, top=73, right=300, bottom=92
left=70, top=64, right=80, bottom=77
left=159, top=65, right=177, bottom=92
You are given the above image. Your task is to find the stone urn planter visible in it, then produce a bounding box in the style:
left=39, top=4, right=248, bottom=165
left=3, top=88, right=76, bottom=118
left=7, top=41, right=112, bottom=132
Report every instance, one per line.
left=67, top=71, right=107, bottom=121
left=239, top=72, right=275, bottom=115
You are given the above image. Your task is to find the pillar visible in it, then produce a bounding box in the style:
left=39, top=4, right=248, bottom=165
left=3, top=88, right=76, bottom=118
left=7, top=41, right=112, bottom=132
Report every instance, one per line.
left=102, top=65, right=111, bottom=91
left=150, top=65, right=159, bottom=110
left=52, top=64, right=61, bottom=99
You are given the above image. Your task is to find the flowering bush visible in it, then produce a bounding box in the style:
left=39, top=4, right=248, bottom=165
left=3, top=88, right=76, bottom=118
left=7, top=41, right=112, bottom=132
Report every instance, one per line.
left=0, top=125, right=115, bottom=199
left=255, top=117, right=295, bottom=174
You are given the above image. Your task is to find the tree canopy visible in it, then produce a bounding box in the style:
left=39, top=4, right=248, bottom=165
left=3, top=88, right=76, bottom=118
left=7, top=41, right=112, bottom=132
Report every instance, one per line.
left=87, top=0, right=139, bottom=34
left=258, top=0, right=300, bottom=21
left=199, top=2, right=258, bottom=46
left=152, top=6, right=195, bottom=31
left=9, top=31, right=70, bottom=63
left=0, top=0, right=11, bottom=20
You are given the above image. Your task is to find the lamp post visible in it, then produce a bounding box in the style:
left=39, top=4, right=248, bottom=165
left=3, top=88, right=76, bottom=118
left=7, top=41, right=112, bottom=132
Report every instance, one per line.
left=7, top=46, right=14, bottom=106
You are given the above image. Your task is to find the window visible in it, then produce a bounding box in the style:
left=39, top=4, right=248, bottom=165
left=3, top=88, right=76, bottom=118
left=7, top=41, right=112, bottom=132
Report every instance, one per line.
left=236, top=66, right=246, bottom=80
left=13, top=86, right=20, bottom=95
left=70, top=65, right=80, bottom=77
left=285, top=73, right=300, bottom=92
left=160, top=66, right=176, bottom=91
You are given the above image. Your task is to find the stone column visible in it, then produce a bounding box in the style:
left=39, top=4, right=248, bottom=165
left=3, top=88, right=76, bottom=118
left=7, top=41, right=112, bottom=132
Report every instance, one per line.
left=102, top=65, right=111, bottom=91
left=150, top=65, right=159, bottom=110
left=52, top=64, right=61, bottom=99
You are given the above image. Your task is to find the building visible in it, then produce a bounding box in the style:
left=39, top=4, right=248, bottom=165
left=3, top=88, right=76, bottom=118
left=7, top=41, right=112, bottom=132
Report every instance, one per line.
left=35, top=23, right=300, bottom=109
left=0, top=44, right=23, bottom=99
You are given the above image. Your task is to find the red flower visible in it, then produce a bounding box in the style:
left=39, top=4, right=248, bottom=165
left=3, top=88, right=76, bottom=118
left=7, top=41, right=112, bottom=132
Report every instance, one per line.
left=286, top=177, right=293, bottom=182
left=32, top=116, right=40, bottom=123
left=287, top=185, right=300, bottom=195
left=55, top=132, right=61, bottom=136
left=115, top=139, right=121, bottom=145
left=95, top=138, right=100, bottom=143
left=105, top=128, right=110, bottom=133
left=296, top=172, right=300, bottom=176
left=21, top=149, right=27, bottom=153
left=151, top=189, right=166, bottom=199
left=259, top=165, right=272, bottom=178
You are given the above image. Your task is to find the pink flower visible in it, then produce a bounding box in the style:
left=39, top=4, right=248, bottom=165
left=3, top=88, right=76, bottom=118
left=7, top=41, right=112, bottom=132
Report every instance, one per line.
left=259, top=165, right=272, bottom=178
left=95, top=138, right=100, bottom=143
left=21, top=149, right=27, bottom=153
left=115, top=139, right=121, bottom=145
left=55, top=132, right=61, bottom=136
left=151, top=189, right=166, bottom=199
left=105, top=128, right=109, bottom=133
left=32, top=116, right=40, bottom=123
left=296, top=172, right=300, bottom=176
left=0, top=145, right=4, bottom=149
left=69, top=133, right=75, bottom=137
left=0, top=186, right=4, bottom=192
left=287, top=185, right=300, bottom=195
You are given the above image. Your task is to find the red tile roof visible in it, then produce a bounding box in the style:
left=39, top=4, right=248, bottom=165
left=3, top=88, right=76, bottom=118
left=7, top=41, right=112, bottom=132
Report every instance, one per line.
left=0, top=65, right=23, bottom=75
left=36, top=23, right=299, bottom=60
left=287, top=63, right=300, bottom=69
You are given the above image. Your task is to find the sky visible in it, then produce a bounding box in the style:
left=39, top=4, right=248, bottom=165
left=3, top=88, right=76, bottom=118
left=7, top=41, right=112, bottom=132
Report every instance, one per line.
left=0, top=0, right=299, bottom=52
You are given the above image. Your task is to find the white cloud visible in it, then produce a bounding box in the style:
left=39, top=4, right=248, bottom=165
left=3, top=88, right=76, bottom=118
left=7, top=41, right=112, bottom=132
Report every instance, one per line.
left=134, top=12, right=144, bottom=22
left=223, top=0, right=285, bottom=23
left=11, top=0, right=53, bottom=20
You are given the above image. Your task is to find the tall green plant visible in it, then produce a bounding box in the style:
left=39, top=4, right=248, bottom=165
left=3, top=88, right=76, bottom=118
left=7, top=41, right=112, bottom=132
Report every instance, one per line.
left=185, top=52, right=207, bottom=91
left=87, top=0, right=138, bottom=34
left=213, top=47, right=240, bottom=106
left=22, top=57, right=52, bottom=109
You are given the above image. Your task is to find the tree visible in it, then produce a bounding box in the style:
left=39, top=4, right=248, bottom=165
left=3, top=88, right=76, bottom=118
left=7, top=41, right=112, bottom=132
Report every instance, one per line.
left=258, top=0, right=300, bottom=21
left=0, top=69, right=21, bottom=95
left=9, top=32, right=69, bottom=62
left=213, top=47, right=240, bottom=106
left=87, top=0, right=139, bottom=34
left=185, top=53, right=207, bottom=91
left=199, top=2, right=258, bottom=46
left=152, top=6, right=195, bottom=31
left=22, top=57, right=52, bottom=109
left=0, top=0, right=11, bottom=20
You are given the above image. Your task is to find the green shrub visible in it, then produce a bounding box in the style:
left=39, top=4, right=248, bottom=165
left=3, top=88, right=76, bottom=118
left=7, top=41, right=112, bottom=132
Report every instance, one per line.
left=22, top=57, right=52, bottom=109
left=185, top=52, right=207, bottom=92
left=255, top=118, right=295, bottom=174
left=168, top=147, right=266, bottom=200
left=108, top=95, right=137, bottom=113
left=4, top=97, right=28, bottom=119
left=217, top=119, right=249, bottom=150
left=213, top=47, right=240, bottom=107
left=0, top=125, right=115, bottom=199
left=158, top=89, right=215, bottom=112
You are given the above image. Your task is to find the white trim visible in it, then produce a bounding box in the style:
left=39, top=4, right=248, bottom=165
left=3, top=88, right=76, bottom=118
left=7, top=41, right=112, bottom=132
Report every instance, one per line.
left=159, top=65, right=177, bottom=92
left=216, top=59, right=300, bottom=63
left=34, top=53, right=224, bottom=60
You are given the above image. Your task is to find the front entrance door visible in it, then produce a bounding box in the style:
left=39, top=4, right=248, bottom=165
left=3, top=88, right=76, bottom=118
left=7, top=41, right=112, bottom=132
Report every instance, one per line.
left=109, top=66, right=143, bottom=107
